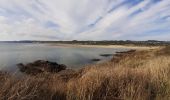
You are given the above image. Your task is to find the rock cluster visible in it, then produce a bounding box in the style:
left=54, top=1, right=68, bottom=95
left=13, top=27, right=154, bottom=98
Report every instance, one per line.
left=112, top=50, right=136, bottom=63
left=17, top=60, right=66, bottom=75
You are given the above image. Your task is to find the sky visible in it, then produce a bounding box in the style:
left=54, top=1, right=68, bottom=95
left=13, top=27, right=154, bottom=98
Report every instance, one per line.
left=0, top=0, right=170, bottom=41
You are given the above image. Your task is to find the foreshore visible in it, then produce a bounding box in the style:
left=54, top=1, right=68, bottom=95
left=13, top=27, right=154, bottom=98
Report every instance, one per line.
left=47, top=43, right=159, bottom=50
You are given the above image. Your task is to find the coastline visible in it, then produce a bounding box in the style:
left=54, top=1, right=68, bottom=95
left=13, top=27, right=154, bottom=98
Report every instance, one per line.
left=0, top=46, right=170, bottom=100
left=46, top=43, right=159, bottom=50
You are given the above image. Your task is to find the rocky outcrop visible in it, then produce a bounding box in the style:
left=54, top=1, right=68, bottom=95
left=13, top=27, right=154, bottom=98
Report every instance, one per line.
left=112, top=50, right=136, bottom=63
left=17, top=60, right=67, bottom=75
left=116, top=50, right=136, bottom=54
left=91, top=58, right=101, bottom=62
left=100, top=54, right=113, bottom=57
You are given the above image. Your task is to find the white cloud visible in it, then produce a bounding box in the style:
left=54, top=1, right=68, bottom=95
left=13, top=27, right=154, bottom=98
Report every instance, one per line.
left=73, top=0, right=170, bottom=40
left=0, top=0, right=169, bottom=40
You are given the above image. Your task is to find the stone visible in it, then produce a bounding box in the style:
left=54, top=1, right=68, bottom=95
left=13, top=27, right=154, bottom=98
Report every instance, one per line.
left=17, top=60, right=67, bottom=75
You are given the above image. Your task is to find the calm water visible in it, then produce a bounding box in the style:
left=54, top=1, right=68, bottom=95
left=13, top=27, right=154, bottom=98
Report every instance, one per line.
left=0, top=43, right=129, bottom=71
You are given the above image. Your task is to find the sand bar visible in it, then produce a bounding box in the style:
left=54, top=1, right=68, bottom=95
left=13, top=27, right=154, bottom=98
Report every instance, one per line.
left=47, top=43, right=160, bottom=50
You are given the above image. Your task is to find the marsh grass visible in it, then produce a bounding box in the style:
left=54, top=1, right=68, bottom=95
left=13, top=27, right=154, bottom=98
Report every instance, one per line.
left=0, top=46, right=170, bottom=100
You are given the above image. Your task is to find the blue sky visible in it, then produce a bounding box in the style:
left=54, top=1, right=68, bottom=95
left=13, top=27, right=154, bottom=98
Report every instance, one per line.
left=0, top=0, right=170, bottom=41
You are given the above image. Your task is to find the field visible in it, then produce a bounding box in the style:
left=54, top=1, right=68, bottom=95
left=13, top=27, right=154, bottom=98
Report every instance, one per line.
left=0, top=46, right=170, bottom=100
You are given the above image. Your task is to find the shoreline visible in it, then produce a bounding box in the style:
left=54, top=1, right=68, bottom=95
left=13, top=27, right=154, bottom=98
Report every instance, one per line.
left=46, top=43, right=160, bottom=50
left=0, top=46, right=169, bottom=99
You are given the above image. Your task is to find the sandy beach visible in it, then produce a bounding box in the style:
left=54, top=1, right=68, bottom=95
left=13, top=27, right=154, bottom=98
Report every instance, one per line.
left=48, top=43, right=160, bottom=50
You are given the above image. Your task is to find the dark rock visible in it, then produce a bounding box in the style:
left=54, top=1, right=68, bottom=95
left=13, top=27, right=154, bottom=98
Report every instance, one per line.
left=111, top=50, right=136, bottom=63
left=100, top=54, right=113, bottom=57
left=91, top=58, right=101, bottom=62
left=17, top=60, right=67, bottom=75
left=116, top=50, right=136, bottom=54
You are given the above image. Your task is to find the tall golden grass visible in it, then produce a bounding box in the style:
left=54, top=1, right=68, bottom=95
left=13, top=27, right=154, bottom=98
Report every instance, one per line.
left=0, top=46, right=170, bottom=100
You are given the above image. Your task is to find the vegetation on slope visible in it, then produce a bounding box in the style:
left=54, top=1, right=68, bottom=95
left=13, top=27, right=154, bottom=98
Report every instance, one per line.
left=0, top=46, right=170, bottom=100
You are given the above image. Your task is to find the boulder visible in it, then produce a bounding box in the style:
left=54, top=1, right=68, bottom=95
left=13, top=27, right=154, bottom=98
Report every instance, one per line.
left=17, top=60, right=67, bottom=75
left=100, top=54, right=113, bottom=57
left=116, top=50, right=136, bottom=54
left=91, top=58, right=101, bottom=62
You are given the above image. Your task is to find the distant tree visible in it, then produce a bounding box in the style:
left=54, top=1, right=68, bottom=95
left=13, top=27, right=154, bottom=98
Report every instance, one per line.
left=147, top=40, right=158, bottom=42
left=72, top=40, right=77, bottom=42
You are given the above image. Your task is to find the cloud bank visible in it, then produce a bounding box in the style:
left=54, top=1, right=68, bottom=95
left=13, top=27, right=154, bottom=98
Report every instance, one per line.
left=0, top=0, right=170, bottom=41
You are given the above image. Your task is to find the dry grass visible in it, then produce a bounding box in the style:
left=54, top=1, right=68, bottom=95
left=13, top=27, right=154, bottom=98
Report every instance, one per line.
left=156, top=46, right=170, bottom=56
left=0, top=46, right=170, bottom=100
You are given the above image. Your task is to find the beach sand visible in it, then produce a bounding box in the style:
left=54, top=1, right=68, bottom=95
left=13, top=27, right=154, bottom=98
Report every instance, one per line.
left=47, top=43, right=160, bottom=50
